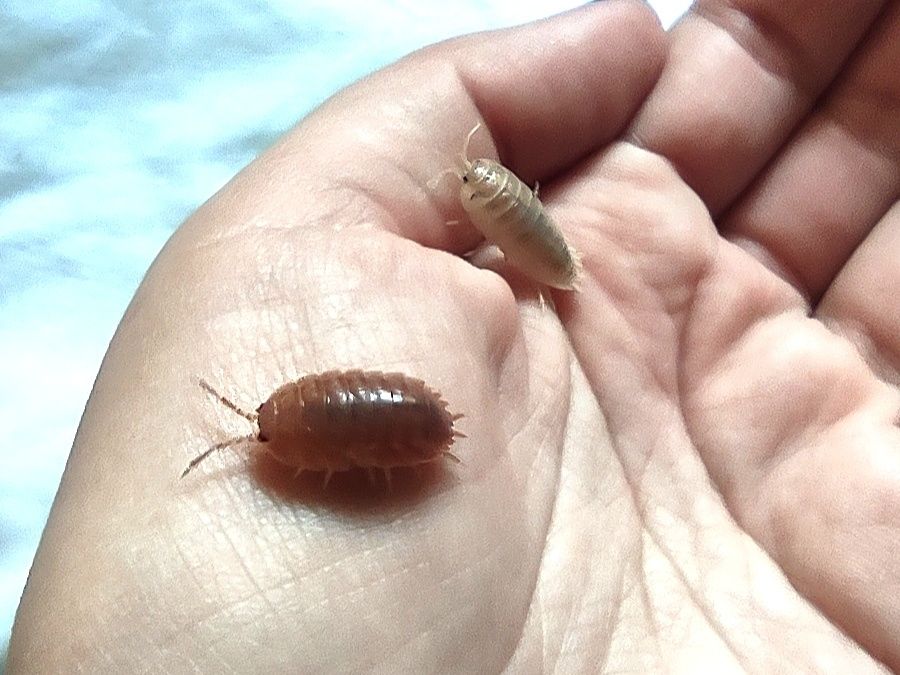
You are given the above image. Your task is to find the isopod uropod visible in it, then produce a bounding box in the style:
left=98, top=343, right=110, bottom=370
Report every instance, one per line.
left=432, top=123, right=583, bottom=291
left=182, top=370, right=464, bottom=485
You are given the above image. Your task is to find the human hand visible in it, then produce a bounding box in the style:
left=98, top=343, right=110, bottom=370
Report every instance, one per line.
left=9, top=0, right=899, bottom=672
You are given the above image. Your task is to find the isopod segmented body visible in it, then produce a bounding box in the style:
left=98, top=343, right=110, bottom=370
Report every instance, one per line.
left=182, top=370, right=463, bottom=481
left=439, top=124, right=583, bottom=290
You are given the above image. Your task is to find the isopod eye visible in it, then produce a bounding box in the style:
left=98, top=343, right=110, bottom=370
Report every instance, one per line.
left=461, top=175, right=468, bottom=183
left=256, top=400, right=274, bottom=443
left=471, top=161, right=495, bottom=184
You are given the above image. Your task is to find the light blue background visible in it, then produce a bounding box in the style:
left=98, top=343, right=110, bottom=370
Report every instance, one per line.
left=0, top=0, right=691, bottom=664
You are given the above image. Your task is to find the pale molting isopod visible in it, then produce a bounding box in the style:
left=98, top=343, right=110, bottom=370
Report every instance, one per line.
left=431, top=123, right=583, bottom=291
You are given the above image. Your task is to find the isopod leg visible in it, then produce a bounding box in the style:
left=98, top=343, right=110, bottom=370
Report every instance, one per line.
left=383, top=468, right=392, bottom=492
left=322, top=470, right=333, bottom=490
left=537, top=288, right=558, bottom=313
left=426, top=167, right=462, bottom=191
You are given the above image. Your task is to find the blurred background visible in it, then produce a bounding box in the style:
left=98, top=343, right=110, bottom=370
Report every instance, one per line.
left=0, top=0, right=691, bottom=667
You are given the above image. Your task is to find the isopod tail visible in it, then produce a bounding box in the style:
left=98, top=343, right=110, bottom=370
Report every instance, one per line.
left=570, top=248, right=584, bottom=292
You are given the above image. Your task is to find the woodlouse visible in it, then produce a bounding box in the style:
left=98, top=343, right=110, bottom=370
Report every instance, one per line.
left=182, top=370, right=464, bottom=485
left=431, top=123, right=583, bottom=290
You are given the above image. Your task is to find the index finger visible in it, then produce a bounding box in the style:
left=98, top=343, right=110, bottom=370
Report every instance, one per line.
left=192, top=0, right=666, bottom=253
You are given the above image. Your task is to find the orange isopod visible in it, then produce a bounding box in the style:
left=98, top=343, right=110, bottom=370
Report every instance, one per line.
left=182, top=370, right=464, bottom=484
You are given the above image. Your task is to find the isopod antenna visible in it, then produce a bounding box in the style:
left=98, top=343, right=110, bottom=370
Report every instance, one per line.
left=182, top=378, right=259, bottom=478
left=180, top=435, right=255, bottom=478
left=197, top=378, right=258, bottom=422
left=425, top=121, right=483, bottom=191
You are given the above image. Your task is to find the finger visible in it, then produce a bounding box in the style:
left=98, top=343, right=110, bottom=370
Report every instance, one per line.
left=722, top=1, right=900, bottom=302
left=816, top=202, right=900, bottom=385
left=443, top=0, right=665, bottom=184
left=629, top=0, right=887, bottom=215
left=196, top=0, right=665, bottom=253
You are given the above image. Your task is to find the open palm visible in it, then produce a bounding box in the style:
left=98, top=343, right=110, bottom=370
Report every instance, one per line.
left=10, top=1, right=899, bottom=672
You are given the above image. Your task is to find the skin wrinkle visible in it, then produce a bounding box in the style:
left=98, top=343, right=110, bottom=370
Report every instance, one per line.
left=491, top=488, right=555, bottom=668
left=504, top=356, right=582, bottom=670
left=131, top=545, right=203, bottom=670
left=566, top=148, right=717, bottom=393
left=555, top=587, right=587, bottom=666
left=218, top=518, right=280, bottom=619
left=533, top=586, right=549, bottom=674
left=627, top=547, right=664, bottom=673
left=593, top=553, right=629, bottom=674
left=823, top=82, right=900, bottom=164
left=673, top=263, right=709, bottom=438
left=725, top=234, right=814, bottom=305
left=759, top=384, right=861, bottom=478
left=513, top=330, right=570, bottom=481
left=598, top=366, right=753, bottom=669
left=171, top=501, right=236, bottom=603
left=298, top=181, right=405, bottom=238
left=644, top=525, right=749, bottom=671
left=831, top=319, right=900, bottom=389
left=585, top=411, right=663, bottom=665
left=195, top=604, right=268, bottom=665
left=732, top=539, right=798, bottom=675
left=385, top=594, right=473, bottom=668
left=302, top=547, right=425, bottom=619
left=368, top=143, right=448, bottom=225
left=559, top=540, right=609, bottom=670
left=326, top=170, right=426, bottom=241
left=178, top=595, right=266, bottom=666
left=149, top=562, right=287, bottom=657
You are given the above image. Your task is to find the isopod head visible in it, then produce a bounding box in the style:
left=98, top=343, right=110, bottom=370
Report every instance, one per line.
left=460, top=158, right=505, bottom=202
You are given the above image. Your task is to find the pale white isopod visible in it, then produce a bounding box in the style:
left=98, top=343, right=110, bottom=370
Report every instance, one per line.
left=430, top=123, right=583, bottom=291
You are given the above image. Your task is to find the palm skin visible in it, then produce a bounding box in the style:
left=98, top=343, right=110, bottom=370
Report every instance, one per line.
left=9, top=1, right=900, bottom=672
